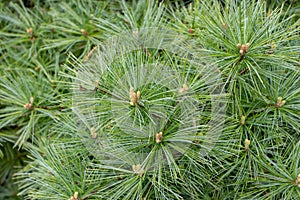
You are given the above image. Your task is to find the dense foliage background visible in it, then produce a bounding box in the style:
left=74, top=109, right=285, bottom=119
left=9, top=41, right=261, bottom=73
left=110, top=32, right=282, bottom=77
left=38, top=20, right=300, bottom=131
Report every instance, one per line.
left=0, top=0, right=299, bottom=199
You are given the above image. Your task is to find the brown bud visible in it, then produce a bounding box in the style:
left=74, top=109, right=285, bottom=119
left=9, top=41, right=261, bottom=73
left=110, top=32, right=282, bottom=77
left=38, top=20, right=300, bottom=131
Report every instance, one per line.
left=295, top=174, right=300, bottom=187
left=24, top=103, right=32, bottom=110
left=156, top=132, right=163, bottom=143
left=132, top=164, right=144, bottom=177
left=124, top=19, right=130, bottom=25
left=238, top=43, right=250, bottom=56
left=69, top=191, right=79, bottom=200
left=26, top=28, right=33, bottom=35
left=24, top=97, right=34, bottom=109
left=51, top=80, right=55, bottom=89
left=275, top=96, right=286, bottom=108
left=239, top=49, right=244, bottom=55
left=188, top=28, right=193, bottom=34
left=241, top=115, right=246, bottom=125
left=130, top=94, right=137, bottom=106
left=129, top=87, right=140, bottom=106
left=26, top=28, right=35, bottom=42
left=80, top=29, right=88, bottom=36
left=132, top=30, right=138, bottom=38
left=244, top=139, right=250, bottom=151
left=179, top=84, right=189, bottom=93
left=90, top=127, right=97, bottom=139
left=74, top=192, right=78, bottom=199
left=35, top=66, right=41, bottom=71
left=222, top=23, right=227, bottom=29
left=136, top=91, right=141, bottom=100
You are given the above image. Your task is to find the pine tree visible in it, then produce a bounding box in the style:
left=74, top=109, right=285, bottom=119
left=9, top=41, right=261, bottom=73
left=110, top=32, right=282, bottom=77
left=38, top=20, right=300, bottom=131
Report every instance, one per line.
left=0, top=0, right=299, bottom=199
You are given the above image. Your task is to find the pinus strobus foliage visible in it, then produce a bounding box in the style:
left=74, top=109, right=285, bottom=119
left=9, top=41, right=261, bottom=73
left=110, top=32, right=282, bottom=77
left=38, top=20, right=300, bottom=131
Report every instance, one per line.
left=0, top=0, right=299, bottom=199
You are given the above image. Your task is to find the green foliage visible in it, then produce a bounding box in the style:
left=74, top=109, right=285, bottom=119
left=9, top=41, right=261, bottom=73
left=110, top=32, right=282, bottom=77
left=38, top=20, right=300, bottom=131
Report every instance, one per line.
left=0, top=141, right=27, bottom=200
left=0, top=0, right=299, bottom=199
left=0, top=69, right=63, bottom=148
left=16, top=141, right=95, bottom=200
